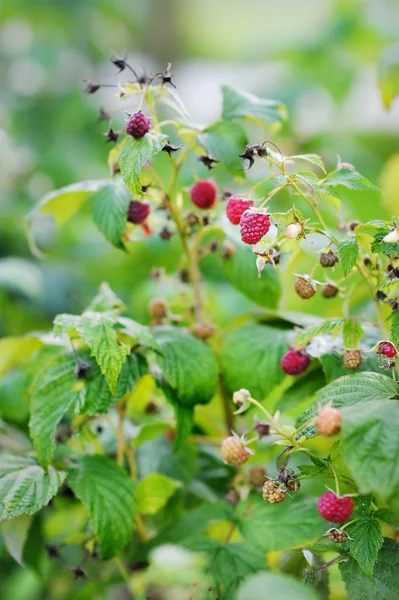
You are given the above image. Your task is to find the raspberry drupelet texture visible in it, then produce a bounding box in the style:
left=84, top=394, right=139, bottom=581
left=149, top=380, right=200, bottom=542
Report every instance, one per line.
left=221, top=436, right=250, bottom=466
left=226, top=198, right=254, bottom=225
left=315, top=406, right=341, bottom=437
left=318, top=492, right=354, bottom=523
left=294, top=277, right=316, bottom=299
left=190, top=181, right=217, bottom=209
left=281, top=348, right=310, bottom=375
left=322, top=283, right=339, bottom=299
left=127, top=201, right=150, bottom=224
left=240, top=211, right=271, bottom=245
left=320, top=251, right=339, bottom=268
left=380, top=342, right=397, bottom=358
left=125, top=111, right=151, bottom=139
left=343, top=349, right=362, bottom=370
left=262, top=480, right=287, bottom=504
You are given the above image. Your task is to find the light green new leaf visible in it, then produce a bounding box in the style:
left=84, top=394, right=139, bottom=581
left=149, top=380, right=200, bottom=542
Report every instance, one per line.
left=343, top=320, right=364, bottom=349
left=295, top=319, right=345, bottom=348
left=0, top=455, right=65, bottom=521
left=237, top=572, right=318, bottom=600
left=340, top=538, right=399, bottom=600
left=0, top=336, right=43, bottom=378
left=2, top=515, right=32, bottom=566
left=346, top=518, right=383, bottom=576
left=341, top=400, right=399, bottom=517
left=91, top=181, right=132, bottom=249
left=322, top=169, right=378, bottom=191
left=239, top=496, right=325, bottom=552
left=85, top=282, right=126, bottom=314
left=119, top=133, right=167, bottom=194
left=68, top=455, right=135, bottom=559
left=29, top=352, right=83, bottom=467
left=131, top=422, right=171, bottom=448
left=118, top=316, right=162, bottom=353
left=200, top=120, right=247, bottom=173
left=378, top=43, right=399, bottom=110
left=338, top=238, right=359, bottom=276
left=296, top=372, right=398, bottom=439
left=135, top=473, right=181, bottom=515
left=221, top=85, right=287, bottom=130
left=289, top=154, right=326, bottom=173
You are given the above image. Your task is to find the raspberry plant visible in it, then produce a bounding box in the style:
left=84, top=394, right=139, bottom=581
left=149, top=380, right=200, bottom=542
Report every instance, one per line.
left=1, top=59, right=399, bottom=599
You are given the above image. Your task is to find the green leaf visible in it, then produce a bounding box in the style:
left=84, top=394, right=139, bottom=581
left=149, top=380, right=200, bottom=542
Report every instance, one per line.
left=131, top=422, right=171, bottom=448
left=2, top=515, right=32, bottom=566
left=390, top=311, right=399, bottom=349
left=0, top=336, right=43, bottom=378
left=78, top=361, right=112, bottom=415
left=338, top=238, right=359, bottom=276
left=295, top=319, right=345, bottom=348
left=154, top=327, right=219, bottom=406
left=68, top=455, right=135, bottom=559
left=117, top=316, right=162, bottom=353
left=322, top=169, right=378, bottom=191
left=53, top=313, right=82, bottom=337
left=296, top=171, right=322, bottom=198
left=289, top=154, right=326, bottom=173
left=378, top=43, right=399, bottom=110
left=275, top=368, right=326, bottom=413
left=346, top=518, right=383, bottom=576
left=221, top=85, right=287, bottom=130
left=119, top=133, right=166, bottom=194
left=164, top=388, right=195, bottom=449
left=0, top=455, right=65, bottom=521
left=200, top=120, right=247, bottom=173
left=0, top=258, right=43, bottom=301
left=374, top=509, right=399, bottom=529
left=86, top=282, right=126, bottom=314
left=136, top=437, right=198, bottom=485
left=237, top=571, right=319, bottom=600
left=221, top=324, right=287, bottom=399
left=372, top=228, right=399, bottom=257
left=340, top=538, right=399, bottom=600
left=341, top=400, right=399, bottom=517
left=29, top=352, right=83, bottom=467
left=296, top=372, right=398, bottom=440
left=343, top=320, right=364, bottom=349
left=115, top=353, right=148, bottom=400
left=91, top=181, right=132, bottom=249
left=239, top=496, right=325, bottom=552
left=77, top=312, right=130, bottom=395
left=222, top=241, right=281, bottom=308
left=134, top=473, right=181, bottom=515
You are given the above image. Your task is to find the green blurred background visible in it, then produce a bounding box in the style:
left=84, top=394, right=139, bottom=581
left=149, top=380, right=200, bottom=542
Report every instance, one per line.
left=0, top=0, right=398, bottom=597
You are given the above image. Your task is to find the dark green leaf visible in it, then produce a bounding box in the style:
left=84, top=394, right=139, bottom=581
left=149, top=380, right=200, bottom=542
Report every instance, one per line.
left=200, top=121, right=247, bottom=173
left=371, top=228, right=399, bottom=257
left=322, top=169, right=378, bottom=191
left=221, top=85, right=287, bottom=130
left=346, top=518, right=383, bottom=576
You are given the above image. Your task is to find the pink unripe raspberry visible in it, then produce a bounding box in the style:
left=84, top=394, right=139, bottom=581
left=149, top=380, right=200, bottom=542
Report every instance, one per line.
left=380, top=342, right=397, bottom=358
left=226, top=198, right=254, bottom=225
left=125, top=112, right=151, bottom=139
left=221, top=436, right=250, bottom=466
left=315, top=406, right=341, bottom=437
left=281, top=348, right=310, bottom=375
left=190, top=181, right=217, bottom=209
left=127, top=201, right=150, bottom=224
left=240, top=211, right=271, bottom=245
left=318, top=492, right=354, bottom=523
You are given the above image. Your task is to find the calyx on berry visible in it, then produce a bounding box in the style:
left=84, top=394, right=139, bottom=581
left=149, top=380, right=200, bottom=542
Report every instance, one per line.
left=285, top=222, right=303, bottom=240
left=375, top=340, right=397, bottom=358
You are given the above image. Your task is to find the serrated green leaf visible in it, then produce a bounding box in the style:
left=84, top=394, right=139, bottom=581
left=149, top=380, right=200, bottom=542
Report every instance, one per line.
left=115, top=353, right=148, bottom=400
left=390, top=311, right=399, bottom=348
left=343, top=320, right=364, bottom=349
left=296, top=372, right=398, bottom=439
left=68, top=455, right=135, bottom=559
left=221, top=85, right=287, bottom=130
left=135, top=473, right=181, bottom=515
left=91, top=181, right=132, bottom=249
left=199, top=120, right=248, bottom=173
left=338, top=238, right=359, bottom=276
left=86, top=283, right=126, bottom=314
left=117, top=316, right=162, bottom=352
left=371, top=228, right=399, bottom=257
left=341, top=400, right=399, bottom=517
left=289, top=154, right=326, bottom=173
left=239, top=496, right=325, bottom=551
left=78, top=361, right=112, bottom=415
left=339, top=538, right=399, bottom=600
left=237, top=572, right=319, bottom=600
left=119, top=133, right=166, bottom=194
left=29, top=352, right=83, bottom=467
left=0, top=455, right=65, bottom=521
left=322, top=169, right=378, bottom=191
left=221, top=323, right=287, bottom=400
left=154, top=327, right=218, bottom=406
left=346, top=518, right=383, bottom=576
left=271, top=207, right=304, bottom=230
left=295, top=171, right=322, bottom=198
left=295, top=319, right=345, bottom=348
left=77, top=312, right=130, bottom=395
left=53, top=313, right=82, bottom=337
left=378, top=43, right=399, bottom=110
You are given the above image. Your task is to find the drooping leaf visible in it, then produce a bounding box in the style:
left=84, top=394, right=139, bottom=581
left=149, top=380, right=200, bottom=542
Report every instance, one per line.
left=221, top=323, right=287, bottom=399
left=91, top=181, right=132, bottom=249
left=345, top=518, right=383, bottom=576
left=134, top=473, right=181, bottom=515
left=200, top=120, right=248, bottom=173
left=322, top=169, right=378, bottom=191
left=378, top=43, right=399, bottom=110
left=237, top=572, right=319, bottom=600
left=119, top=133, right=167, bottom=194
left=338, top=238, right=359, bottom=276
left=68, top=455, right=135, bottom=559
left=2, top=515, right=32, bottom=566
left=221, top=85, right=287, bottom=130
left=341, top=400, right=399, bottom=518
left=154, top=327, right=219, bottom=406
left=296, top=372, right=398, bottom=439
left=0, top=455, right=65, bottom=521
left=339, top=538, right=399, bottom=600
left=343, top=320, right=364, bottom=349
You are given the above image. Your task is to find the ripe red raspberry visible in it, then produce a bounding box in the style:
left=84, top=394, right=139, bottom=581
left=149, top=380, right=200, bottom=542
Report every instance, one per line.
left=262, top=480, right=287, bottom=504
left=315, top=406, right=341, bottom=437
left=281, top=349, right=310, bottom=375
left=380, top=342, right=397, bottom=358
left=343, top=349, right=362, bottom=371
left=125, top=111, right=151, bottom=139
left=127, top=201, right=150, bottom=224
left=318, top=492, right=354, bottom=523
left=221, top=436, right=250, bottom=466
left=294, top=277, right=316, bottom=299
left=240, top=211, right=271, bottom=245
left=190, top=181, right=217, bottom=209
left=226, top=197, right=254, bottom=225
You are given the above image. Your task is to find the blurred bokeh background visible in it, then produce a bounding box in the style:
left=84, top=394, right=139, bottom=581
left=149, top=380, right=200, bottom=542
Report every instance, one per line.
left=0, top=1, right=398, bottom=597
